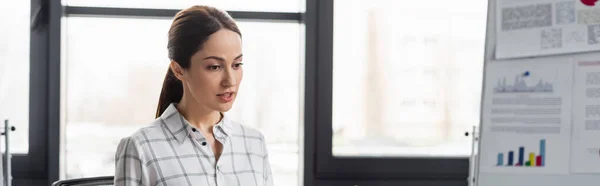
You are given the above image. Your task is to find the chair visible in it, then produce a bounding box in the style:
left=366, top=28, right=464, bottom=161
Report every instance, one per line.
left=51, top=176, right=114, bottom=186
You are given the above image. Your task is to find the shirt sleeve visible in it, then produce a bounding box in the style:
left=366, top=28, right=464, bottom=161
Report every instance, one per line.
left=261, top=134, right=274, bottom=186
left=114, top=136, right=145, bottom=186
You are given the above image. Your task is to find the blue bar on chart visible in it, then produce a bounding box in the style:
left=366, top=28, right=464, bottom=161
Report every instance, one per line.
left=540, top=139, right=546, bottom=166
left=518, top=146, right=525, bottom=166
left=497, top=153, right=504, bottom=166
left=508, top=151, right=514, bottom=166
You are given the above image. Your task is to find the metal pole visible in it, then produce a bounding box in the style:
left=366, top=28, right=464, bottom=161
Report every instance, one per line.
left=467, top=126, right=479, bottom=186
left=3, top=120, right=10, bottom=186
left=0, top=119, right=4, bottom=186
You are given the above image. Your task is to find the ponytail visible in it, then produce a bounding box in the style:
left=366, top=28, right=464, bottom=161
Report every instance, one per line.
left=155, top=67, right=183, bottom=118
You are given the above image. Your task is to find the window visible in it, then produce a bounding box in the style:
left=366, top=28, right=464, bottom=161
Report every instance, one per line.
left=0, top=0, right=30, bottom=154
left=332, top=0, right=487, bottom=157
left=227, top=21, right=303, bottom=186
left=62, top=17, right=303, bottom=186
left=63, top=0, right=305, bottom=12
left=313, top=0, right=487, bottom=180
left=63, top=17, right=171, bottom=178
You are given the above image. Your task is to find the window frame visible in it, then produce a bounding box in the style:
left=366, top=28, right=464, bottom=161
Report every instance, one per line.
left=63, top=6, right=302, bottom=20
left=12, top=0, right=61, bottom=185
left=308, top=0, right=477, bottom=184
left=23, top=0, right=480, bottom=185
left=37, top=2, right=304, bottom=186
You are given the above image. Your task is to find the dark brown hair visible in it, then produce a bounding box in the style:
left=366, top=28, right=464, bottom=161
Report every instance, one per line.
left=156, top=5, right=241, bottom=118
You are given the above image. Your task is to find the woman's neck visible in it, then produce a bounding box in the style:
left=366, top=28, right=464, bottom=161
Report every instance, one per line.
left=176, top=96, right=222, bottom=134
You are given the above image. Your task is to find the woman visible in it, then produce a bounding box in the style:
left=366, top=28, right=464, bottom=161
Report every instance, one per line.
left=114, top=5, right=273, bottom=186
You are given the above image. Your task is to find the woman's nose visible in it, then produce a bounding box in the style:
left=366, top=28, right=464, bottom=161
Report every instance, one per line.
left=221, top=70, right=237, bottom=87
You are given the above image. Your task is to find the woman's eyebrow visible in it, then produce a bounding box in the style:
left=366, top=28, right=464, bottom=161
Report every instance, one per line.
left=203, top=56, right=225, bottom=62
left=203, top=54, right=243, bottom=62
left=234, top=54, right=243, bottom=60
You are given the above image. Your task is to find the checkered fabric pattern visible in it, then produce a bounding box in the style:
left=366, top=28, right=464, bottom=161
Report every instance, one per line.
left=114, top=103, right=274, bottom=186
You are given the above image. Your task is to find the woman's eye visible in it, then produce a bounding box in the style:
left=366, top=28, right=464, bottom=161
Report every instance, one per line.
left=208, top=65, right=220, bottom=70
left=234, top=63, right=244, bottom=68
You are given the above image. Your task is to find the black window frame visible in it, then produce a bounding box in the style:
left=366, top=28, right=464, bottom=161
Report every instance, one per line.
left=21, top=1, right=304, bottom=185
left=12, top=0, right=61, bottom=185
left=20, top=0, right=481, bottom=185
left=306, top=0, right=479, bottom=185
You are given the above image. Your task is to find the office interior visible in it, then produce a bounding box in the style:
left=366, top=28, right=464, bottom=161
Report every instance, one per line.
left=0, top=0, right=488, bottom=185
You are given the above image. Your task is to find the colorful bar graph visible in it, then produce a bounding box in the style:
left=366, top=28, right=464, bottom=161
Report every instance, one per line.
left=495, top=139, right=546, bottom=167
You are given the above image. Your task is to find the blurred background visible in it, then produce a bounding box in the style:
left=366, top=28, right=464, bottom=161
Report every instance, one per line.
left=0, top=0, right=487, bottom=185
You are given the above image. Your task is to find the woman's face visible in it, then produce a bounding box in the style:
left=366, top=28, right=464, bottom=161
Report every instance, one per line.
left=173, top=29, right=243, bottom=113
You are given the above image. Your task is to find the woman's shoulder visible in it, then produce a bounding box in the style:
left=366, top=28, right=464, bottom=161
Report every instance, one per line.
left=118, top=118, right=166, bottom=145
left=227, top=119, right=266, bottom=140
left=227, top=119, right=269, bottom=155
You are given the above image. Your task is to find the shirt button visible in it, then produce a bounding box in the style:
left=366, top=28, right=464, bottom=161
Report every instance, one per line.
left=202, top=141, right=207, bottom=146
left=192, top=128, right=197, bottom=132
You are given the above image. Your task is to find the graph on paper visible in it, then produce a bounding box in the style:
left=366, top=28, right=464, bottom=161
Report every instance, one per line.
left=494, top=72, right=554, bottom=93
left=496, top=139, right=546, bottom=167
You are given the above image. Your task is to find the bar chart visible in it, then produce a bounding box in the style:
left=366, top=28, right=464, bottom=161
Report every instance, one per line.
left=496, top=139, right=546, bottom=167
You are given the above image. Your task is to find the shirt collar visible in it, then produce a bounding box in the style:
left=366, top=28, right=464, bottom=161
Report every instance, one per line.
left=160, top=103, right=234, bottom=144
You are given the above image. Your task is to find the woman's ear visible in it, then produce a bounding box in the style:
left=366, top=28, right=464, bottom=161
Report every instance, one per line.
left=170, top=61, right=185, bottom=81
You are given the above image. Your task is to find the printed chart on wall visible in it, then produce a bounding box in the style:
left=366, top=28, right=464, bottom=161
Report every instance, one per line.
left=496, top=0, right=600, bottom=59
left=479, top=58, right=573, bottom=174
left=571, top=56, right=600, bottom=173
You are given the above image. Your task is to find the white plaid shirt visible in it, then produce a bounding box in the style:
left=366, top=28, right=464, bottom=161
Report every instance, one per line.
left=114, top=103, right=274, bottom=186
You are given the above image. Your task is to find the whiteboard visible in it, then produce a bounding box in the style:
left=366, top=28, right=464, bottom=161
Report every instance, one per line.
left=477, top=0, right=600, bottom=185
